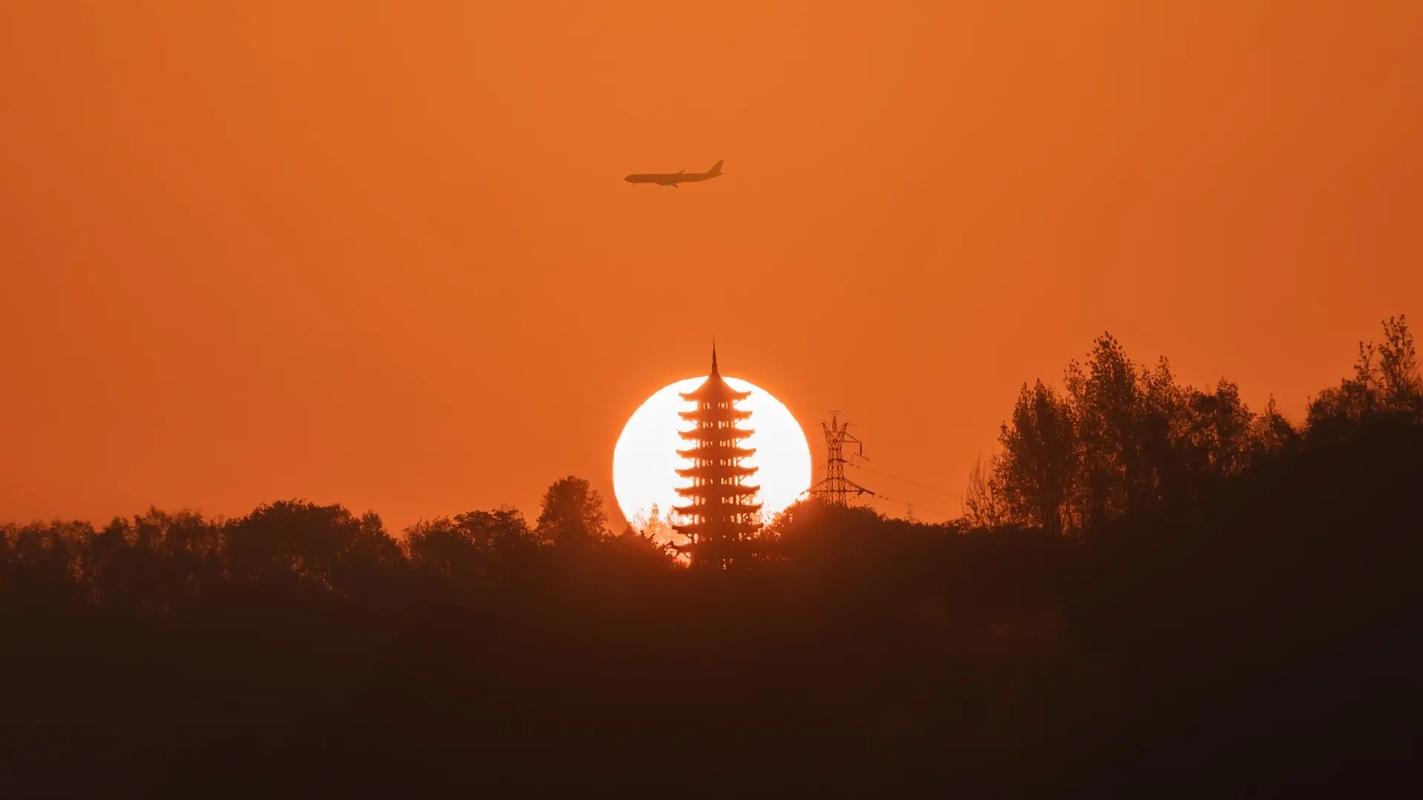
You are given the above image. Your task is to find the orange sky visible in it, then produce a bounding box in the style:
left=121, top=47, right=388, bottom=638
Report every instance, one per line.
left=4, top=1, right=1421, bottom=529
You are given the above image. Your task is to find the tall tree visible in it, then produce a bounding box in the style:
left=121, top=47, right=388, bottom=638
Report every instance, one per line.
left=1248, top=396, right=1297, bottom=457
left=1377, top=315, right=1421, bottom=413
left=963, top=456, right=1010, bottom=529
left=996, top=381, right=1077, bottom=535
left=1177, top=380, right=1254, bottom=479
left=406, top=508, right=537, bottom=587
left=536, top=476, right=609, bottom=549
left=1065, top=333, right=1143, bottom=527
left=1309, top=315, right=1423, bottom=434
left=222, top=500, right=402, bottom=597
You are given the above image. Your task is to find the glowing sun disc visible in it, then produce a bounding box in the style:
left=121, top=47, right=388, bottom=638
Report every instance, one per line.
left=612, top=376, right=812, bottom=531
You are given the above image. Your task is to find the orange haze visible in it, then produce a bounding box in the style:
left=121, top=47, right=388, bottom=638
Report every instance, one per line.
left=3, top=2, right=1421, bottom=529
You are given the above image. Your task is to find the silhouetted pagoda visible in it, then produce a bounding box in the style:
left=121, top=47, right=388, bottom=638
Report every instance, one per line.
left=673, top=347, right=762, bottom=569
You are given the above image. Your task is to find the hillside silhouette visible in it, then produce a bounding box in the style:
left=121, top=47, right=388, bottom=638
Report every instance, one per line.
left=3, top=318, right=1420, bottom=796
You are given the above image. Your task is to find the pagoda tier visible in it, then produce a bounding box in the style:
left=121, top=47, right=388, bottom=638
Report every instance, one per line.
left=675, top=463, right=757, bottom=480
left=675, top=481, right=760, bottom=500
left=676, top=444, right=756, bottom=460
left=671, top=347, right=764, bottom=569
left=671, top=492, right=762, bottom=509
left=677, top=427, right=757, bottom=438
left=678, top=425, right=755, bottom=441
left=681, top=377, right=750, bottom=402
left=669, top=520, right=763, bottom=538
left=678, top=405, right=752, bottom=422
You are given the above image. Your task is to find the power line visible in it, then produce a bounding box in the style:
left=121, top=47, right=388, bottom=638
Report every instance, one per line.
left=800, top=415, right=958, bottom=520
left=846, top=458, right=961, bottom=500
left=866, top=490, right=955, bottom=521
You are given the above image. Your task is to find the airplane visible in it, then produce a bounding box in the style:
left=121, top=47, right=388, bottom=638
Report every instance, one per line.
left=624, top=160, right=723, bottom=188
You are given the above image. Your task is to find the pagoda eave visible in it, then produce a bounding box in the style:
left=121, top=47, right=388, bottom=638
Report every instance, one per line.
left=676, top=446, right=757, bottom=459
left=678, top=427, right=754, bottom=440
left=671, top=521, right=763, bottom=537
left=678, top=408, right=752, bottom=421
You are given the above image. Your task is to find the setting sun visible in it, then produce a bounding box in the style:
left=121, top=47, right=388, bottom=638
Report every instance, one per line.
left=612, top=375, right=812, bottom=532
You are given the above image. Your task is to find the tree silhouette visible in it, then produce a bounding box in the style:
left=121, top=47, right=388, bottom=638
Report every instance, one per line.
left=0, top=520, right=86, bottom=612
left=1064, top=333, right=1150, bottom=526
left=1248, top=395, right=1298, bottom=457
left=962, top=456, right=1009, bottom=528
left=1309, top=315, right=1422, bottom=438
left=996, top=380, right=1076, bottom=535
left=222, top=500, right=402, bottom=597
left=535, top=475, right=609, bottom=549
left=406, top=507, right=539, bottom=590
left=1377, top=315, right=1421, bottom=409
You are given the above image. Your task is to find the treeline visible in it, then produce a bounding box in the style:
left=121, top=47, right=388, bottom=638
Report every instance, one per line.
left=970, top=316, right=1420, bottom=534
left=1, top=318, right=1420, bottom=796
left=0, top=476, right=635, bottom=618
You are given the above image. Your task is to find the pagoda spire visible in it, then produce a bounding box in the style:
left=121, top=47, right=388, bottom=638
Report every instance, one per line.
left=672, top=348, right=761, bottom=569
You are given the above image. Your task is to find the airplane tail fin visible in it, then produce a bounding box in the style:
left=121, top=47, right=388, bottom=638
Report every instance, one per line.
left=708, top=160, right=724, bottom=176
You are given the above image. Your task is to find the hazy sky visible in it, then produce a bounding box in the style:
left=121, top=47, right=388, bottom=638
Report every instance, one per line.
left=4, top=1, right=1421, bottom=529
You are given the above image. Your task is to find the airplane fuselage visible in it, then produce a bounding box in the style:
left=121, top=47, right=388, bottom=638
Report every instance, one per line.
left=624, top=160, right=724, bottom=188
left=624, top=172, right=714, bottom=186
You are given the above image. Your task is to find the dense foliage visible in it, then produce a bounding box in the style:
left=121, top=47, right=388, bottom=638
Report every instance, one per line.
left=2, top=319, right=1420, bottom=795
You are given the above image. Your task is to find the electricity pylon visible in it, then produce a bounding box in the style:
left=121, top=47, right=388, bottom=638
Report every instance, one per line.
left=808, top=414, right=872, bottom=506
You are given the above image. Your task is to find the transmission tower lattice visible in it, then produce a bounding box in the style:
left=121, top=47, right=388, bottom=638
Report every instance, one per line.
left=809, top=414, right=873, bottom=506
